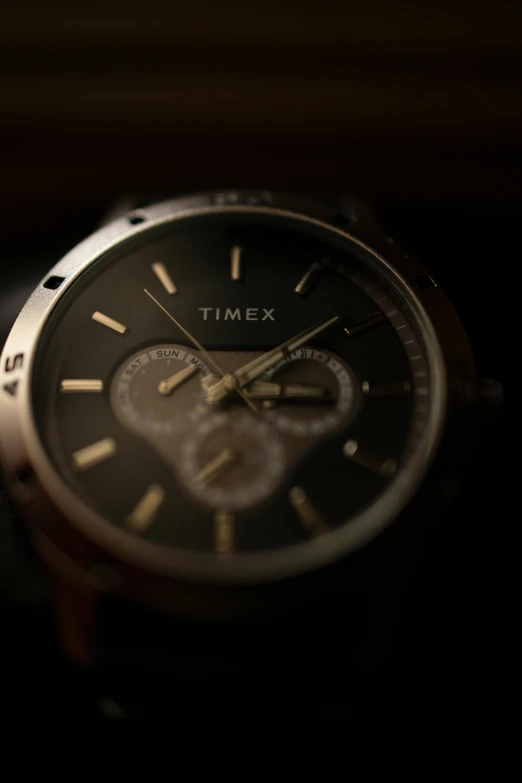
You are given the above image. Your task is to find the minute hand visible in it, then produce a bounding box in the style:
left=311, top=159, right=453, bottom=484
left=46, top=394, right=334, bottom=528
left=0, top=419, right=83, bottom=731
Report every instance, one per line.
left=206, top=313, right=340, bottom=404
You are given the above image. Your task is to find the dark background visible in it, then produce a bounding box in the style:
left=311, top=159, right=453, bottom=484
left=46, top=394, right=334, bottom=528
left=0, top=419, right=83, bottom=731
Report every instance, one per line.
left=2, top=0, right=522, bottom=209
left=0, top=0, right=517, bottom=767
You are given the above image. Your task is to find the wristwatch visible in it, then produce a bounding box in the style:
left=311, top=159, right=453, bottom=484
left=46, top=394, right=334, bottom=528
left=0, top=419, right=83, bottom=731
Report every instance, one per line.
left=0, top=191, right=497, bottom=723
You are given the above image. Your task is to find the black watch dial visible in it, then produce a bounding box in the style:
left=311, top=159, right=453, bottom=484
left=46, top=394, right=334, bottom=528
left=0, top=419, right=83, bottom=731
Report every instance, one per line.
left=31, top=205, right=442, bottom=580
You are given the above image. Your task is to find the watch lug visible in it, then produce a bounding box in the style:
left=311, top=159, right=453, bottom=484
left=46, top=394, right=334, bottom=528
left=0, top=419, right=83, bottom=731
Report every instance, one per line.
left=335, top=196, right=389, bottom=243
left=99, top=195, right=145, bottom=227
left=337, top=195, right=376, bottom=224
left=52, top=571, right=98, bottom=667
left=33, top=531, right=107, bottom=666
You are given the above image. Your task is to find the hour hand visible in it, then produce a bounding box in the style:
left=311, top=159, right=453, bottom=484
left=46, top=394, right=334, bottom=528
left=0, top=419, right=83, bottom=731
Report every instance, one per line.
left=245, top=381, right=332, bottom=403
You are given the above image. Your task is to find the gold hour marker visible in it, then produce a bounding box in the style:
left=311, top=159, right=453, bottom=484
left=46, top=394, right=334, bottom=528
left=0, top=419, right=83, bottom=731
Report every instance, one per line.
left=362, top=381, right=411, bottom=396
left=72, top=437, right=116, bottom=471
left=126, top=484, right=165, bottom=533
left=344, top=313, right=383, bottom=337
left=343, top=439, right=397, bottom=477
left=152, top=262, right=177, bottom=294
left=195, top=448, right=238, bottom=485
left=92, top=311, right=127, bottom=334
left=295, top=262, right=322, bottom=296
left=215, top=510, right=234, bottom=553
left=60, top=379, right=104, bottom=393
left=231, top=245, right=242, bottom=281
left=289, top=486, right=329, bottom=536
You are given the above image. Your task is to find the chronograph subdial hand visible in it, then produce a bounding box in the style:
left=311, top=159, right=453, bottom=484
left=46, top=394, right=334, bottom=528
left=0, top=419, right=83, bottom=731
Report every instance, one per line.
left=158, top=363, right=198, bottom=396
left=144, top=288, right=258, bottom=412
left=195, top=448, right=238, bottom=485
left=245, top=381, right=332, bottom=403
left=204, top=313, right=340, bottom=404
left=258, top=346, right=356, bottom=437
left=180, top=411, right=285, bottom=511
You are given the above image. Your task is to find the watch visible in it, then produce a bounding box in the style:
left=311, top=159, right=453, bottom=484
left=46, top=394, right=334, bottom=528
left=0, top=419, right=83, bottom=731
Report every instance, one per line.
left=0, top=191, right=494, bottom=721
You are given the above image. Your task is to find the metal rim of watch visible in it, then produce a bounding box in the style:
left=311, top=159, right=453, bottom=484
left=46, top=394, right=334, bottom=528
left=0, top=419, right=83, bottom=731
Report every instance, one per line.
left=0, top=192, right=475, bottom=585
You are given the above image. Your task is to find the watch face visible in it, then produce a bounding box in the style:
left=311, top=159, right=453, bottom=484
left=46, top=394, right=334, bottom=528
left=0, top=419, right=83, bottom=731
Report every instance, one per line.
left=23, top=202, right=444, bottom=581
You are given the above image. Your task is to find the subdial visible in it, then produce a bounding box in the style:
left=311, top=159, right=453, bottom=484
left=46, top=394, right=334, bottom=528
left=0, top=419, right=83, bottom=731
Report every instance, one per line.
left=260, top=346, right=357, bottom=437
left=179, top=411, right=285, bottom=511
left=111, top=343, right=209, bottom=436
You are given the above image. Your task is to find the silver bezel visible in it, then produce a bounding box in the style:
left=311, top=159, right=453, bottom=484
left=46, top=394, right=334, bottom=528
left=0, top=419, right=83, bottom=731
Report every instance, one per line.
left=0, top=196, right=456, bottom=584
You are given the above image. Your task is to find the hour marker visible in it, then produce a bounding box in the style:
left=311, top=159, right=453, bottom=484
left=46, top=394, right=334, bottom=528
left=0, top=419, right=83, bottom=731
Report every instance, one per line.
left=215, top=510, right=234, bottom=553
left=231, top=245, right=242, bottom=281
left=362, top=381, right=411, bottom=396
left=344, top=312, right=383, bottom=337
left=295, top=262, right=322, bottom=296
left=72, top=437, right=116, bottom=471
left=343, top=439, right=397, bottom=477
left=60, top=379, right=104, bottom=393
left=289, top=486, right=329, bottom=536
left=126, top=484, right=165, bottom=533
left=152, top=262, right=177, bottom=294
left=92, top=311, right=127, bottom=334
